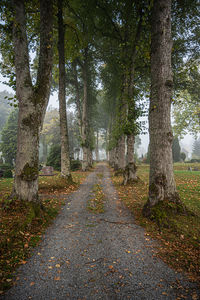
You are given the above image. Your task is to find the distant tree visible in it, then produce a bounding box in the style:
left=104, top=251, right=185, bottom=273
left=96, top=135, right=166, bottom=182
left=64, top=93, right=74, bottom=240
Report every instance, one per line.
left=145, top=145, right=150, bottom=164
left=192, top=139, right=200, bottom=159
left=0, top=91, right=13, bottom=132
left=172, top=137, right=181, bottom=162
left=180, top=152, right=186, bottom=161
left=0, top=109, right=18, bottom=165
left=46, top=144, right=61, bottom=171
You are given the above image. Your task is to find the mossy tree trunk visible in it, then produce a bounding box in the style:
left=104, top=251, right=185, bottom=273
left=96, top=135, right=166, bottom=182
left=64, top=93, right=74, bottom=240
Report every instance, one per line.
left=12, top=0, right=53, bottom=204
left=57, top=0, right=72, bottom=181
left=143, top=0, right=183, bottom=217
left=117, top=135, right=126, bottom=170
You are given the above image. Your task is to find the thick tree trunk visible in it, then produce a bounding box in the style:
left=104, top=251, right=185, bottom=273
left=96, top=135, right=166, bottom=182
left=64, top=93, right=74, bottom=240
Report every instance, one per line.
left=14, top=101, right=40, bottom=203
left=123, top=133, right=137, bottom=185
left=12, top=0, right=53, bottom=204
left=57, top=0, right=71, bottom=180
left=143, top=0, right=183, bottom=217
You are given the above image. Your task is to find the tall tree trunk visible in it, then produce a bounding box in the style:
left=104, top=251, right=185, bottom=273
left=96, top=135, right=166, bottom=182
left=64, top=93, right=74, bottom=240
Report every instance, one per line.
left=81, top=49, right=89, bottom=171
left=95, top=130, right=99, bottom=161
left=57, top=0, right=71, bottom=180
left=41, top=135, right=47, bottom=164
left=143, top=0, right=183, bottom=217
left=117, top=135, right=126, bottom=170
left=123, top=133, right=137, bottom=185
left=72, top=61, right=82, bottom=130
left=12, top=0, right=53, bottom=205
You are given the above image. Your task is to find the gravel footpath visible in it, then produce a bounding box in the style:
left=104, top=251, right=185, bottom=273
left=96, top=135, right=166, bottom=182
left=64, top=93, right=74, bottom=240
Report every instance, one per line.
left=1, top=163, right=199, bottom=300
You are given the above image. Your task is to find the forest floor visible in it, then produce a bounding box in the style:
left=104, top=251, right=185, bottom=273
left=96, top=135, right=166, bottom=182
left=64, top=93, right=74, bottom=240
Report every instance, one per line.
left=0, top=163, right=199, bottom=299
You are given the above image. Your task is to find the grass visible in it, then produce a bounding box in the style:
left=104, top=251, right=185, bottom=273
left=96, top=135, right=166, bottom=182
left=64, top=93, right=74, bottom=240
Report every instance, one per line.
left=87, top=183, right=105, bottom=214
left=112, top=163, right=200, bottom=283
left=0, top=170, right=88, bottom=293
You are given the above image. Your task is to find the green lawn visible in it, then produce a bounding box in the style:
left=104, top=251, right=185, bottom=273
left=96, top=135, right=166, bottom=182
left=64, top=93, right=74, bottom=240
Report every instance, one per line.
left=112, top=162, right=200, bottom=282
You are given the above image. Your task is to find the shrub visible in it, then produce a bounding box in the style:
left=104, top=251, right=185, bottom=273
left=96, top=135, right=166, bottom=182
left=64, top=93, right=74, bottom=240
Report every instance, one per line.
left=0, top=163, right=13, bottom=178
left=46, top=144, right=61, bottom=171
left=71, top=159, right=81, bottom=171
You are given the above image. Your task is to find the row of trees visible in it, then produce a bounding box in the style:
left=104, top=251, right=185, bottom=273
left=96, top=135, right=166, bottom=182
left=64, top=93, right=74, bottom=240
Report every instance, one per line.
left=0, top=0, right=199, bottom=216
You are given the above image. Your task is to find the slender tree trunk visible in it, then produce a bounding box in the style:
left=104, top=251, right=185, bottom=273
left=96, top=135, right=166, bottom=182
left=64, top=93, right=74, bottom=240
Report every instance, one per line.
left=123, top=133, right=137, bottom=184
left=57, top=0, right=71, bottom=180
left=41, top=135, right=47, bottom=164
left=81, top=49, right=89, bottom=171
left=143, top=0, right=183, bottom=217
left=95, top=130, right=99, bottom=161
left=72, top=61, right=82, bottom=130
left=12, top=0, right=53, bottom=204
left=118, top=135, right=126, bottom=170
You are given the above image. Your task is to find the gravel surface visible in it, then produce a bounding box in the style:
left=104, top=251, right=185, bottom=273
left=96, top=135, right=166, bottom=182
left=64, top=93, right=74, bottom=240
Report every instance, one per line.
left=1, top=163, right=199, bottom=300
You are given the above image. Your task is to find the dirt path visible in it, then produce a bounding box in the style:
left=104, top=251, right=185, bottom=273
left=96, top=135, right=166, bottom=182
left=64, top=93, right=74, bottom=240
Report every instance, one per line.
left=1, top=163, right=199, bottom=300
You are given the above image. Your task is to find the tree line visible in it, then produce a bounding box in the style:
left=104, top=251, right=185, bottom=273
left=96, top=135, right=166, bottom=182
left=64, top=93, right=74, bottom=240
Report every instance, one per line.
left=0, top=0, right=199, bottom=217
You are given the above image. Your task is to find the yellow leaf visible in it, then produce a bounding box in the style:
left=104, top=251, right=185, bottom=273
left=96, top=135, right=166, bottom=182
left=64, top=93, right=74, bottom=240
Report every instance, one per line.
left=56, top=264, right=61, bottom=268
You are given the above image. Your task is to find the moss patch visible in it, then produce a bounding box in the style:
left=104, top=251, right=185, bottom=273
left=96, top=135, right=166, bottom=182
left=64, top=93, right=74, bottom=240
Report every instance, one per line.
left=20, top=163, right=38, bottom=181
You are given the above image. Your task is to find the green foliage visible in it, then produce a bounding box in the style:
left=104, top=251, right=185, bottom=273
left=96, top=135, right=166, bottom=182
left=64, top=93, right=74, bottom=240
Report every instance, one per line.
left=0, top=109, right=18, bottom=165
left=46, top=144, right=61, bottom=171
left=70, top=159, right=81, bottom=171
left=0, top=163, right=13, bottom=178
left=0, top=91, right=13, bottom=132
left=192, top=138, right=200, bottom=159
left=172, top=137, right=181, bottom=162
left=180, top=152, right=186, bottom=161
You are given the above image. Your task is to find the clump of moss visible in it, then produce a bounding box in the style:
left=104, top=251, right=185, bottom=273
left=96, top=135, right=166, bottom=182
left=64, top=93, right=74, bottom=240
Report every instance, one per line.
left=20, top=163, right=38, bottom=181
left=149, top=200, right=187, bottom=229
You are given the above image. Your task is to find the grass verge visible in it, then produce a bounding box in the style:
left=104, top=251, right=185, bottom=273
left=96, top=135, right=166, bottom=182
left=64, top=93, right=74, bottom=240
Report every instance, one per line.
left=112, top=163, right=200, bottom=283
left=0, top=170, right=88, bottom=293
left=87, top=183, right=105, bottom=214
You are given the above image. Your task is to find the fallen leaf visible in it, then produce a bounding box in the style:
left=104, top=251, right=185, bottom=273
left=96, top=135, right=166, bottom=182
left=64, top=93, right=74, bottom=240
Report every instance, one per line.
left=54, top=276, right=60, bottom=281
left=56, top=264, right=61, bottom=268
left=108, top=265, right=114, bottom=269
left=30, top=282, right=35, bottom=286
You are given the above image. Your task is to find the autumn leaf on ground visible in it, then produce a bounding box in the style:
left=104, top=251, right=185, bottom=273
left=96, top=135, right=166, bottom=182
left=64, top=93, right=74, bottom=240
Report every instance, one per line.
left=54, top=276, right=60, bottom=281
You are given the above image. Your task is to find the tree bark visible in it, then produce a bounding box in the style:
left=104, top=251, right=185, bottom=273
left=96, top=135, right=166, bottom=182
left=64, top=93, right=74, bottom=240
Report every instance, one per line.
left=143, top=0, right=183, bottom=217
left=12, top=0, right=53, bottom=204
left=81, top=48, right=90, bottom=171
left=123, top=133, right=137, bottom=185
left=95, top=130, right=99, bottom=161
left=57, top=0, right=72, bottom=180
left=117, top=134, right=126, bottom=170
